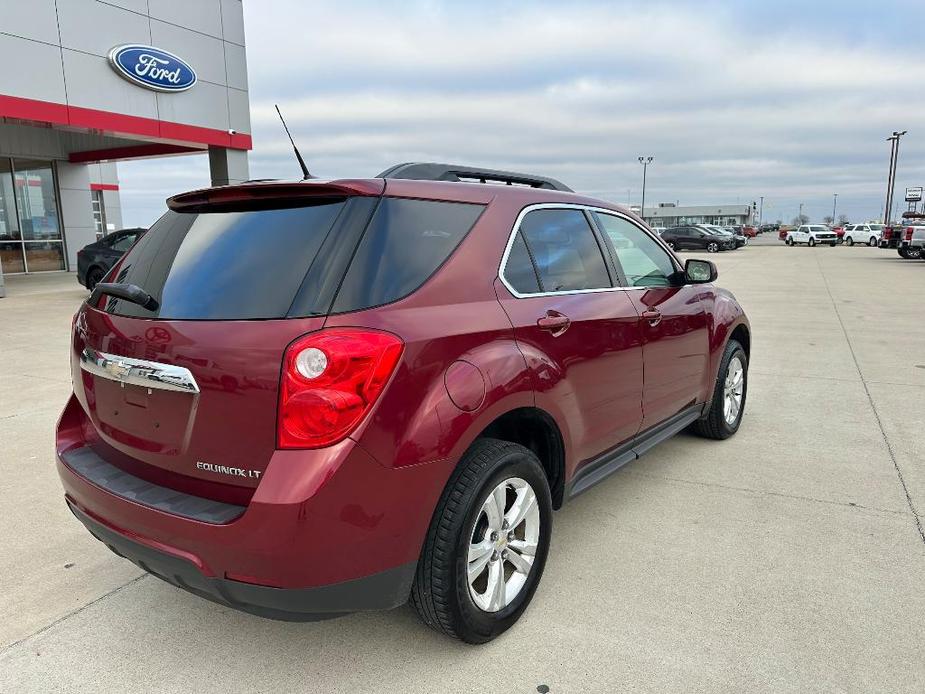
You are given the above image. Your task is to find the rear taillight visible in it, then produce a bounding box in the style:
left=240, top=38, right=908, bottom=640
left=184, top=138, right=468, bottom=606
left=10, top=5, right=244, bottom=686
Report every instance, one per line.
left=277, top=328, right=404, bottom=449
left=905, top=227, right=914, bottom=241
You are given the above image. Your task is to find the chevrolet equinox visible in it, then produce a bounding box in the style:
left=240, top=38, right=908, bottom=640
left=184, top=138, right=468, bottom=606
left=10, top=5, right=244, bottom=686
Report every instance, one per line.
left=56, top=163, right=750, bottom=643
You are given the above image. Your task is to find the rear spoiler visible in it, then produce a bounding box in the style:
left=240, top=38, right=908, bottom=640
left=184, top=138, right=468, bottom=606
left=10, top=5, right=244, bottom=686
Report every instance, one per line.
left=167, top=179, right=385, bottom=212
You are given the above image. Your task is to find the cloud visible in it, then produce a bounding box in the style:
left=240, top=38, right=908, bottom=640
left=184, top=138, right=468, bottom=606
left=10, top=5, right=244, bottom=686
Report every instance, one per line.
left=118, top=0, right=924, bottom=227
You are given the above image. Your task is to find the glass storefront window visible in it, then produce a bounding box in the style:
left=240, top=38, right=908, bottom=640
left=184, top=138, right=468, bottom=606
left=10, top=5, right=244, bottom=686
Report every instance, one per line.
left=23, top=241, right=65, bottom=272
left=0, top=241, right=25, bottom=273
left=0, top=158, right=65, bottom=273
left=13, top=159, right=61, bottom=241
left=0, top=159, right=19, bottom=241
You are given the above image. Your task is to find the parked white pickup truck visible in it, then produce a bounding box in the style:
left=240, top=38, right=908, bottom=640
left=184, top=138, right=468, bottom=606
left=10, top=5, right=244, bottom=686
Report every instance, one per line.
left=898, top=222, right=925, bottom=259
left=786, top=225, right=838, bottom=247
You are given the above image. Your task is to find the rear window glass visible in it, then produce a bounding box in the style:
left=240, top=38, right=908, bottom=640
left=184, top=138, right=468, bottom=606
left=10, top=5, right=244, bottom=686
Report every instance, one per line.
left=103, top=202, right=346, bottom=319
left=332, top=197, right=483, bottom=313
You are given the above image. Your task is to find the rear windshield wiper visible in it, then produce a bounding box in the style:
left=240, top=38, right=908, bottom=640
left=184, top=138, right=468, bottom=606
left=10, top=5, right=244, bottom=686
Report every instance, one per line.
left=89, top=282, right=159, bottom=311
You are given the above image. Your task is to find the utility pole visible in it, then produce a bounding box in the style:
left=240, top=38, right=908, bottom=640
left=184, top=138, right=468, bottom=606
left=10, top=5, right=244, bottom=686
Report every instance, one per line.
left=759, top=196, right=764, bottom=226
left=884, top=130, right=907, bottom=223
left=799, top=202, right=804, bottom=222
left=638, top=156, right=653, bottom=220
left=832, top=193, right=838, bottom=222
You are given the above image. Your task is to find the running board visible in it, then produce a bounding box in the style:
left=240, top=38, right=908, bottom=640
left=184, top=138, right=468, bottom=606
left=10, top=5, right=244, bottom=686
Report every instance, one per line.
left=564, top=404, right=704, bottom=501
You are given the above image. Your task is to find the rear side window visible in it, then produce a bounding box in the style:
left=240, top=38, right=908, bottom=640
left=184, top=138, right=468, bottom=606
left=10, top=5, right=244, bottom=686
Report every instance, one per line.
left=518, top=209, right=611, bottom=292
left=103, top=202, right=346, bottom=319
left=332, top=198, right=483, bottom=313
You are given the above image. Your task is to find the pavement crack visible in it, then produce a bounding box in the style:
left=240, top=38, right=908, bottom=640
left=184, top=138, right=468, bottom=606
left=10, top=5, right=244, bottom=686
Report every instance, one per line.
left=0, top=574, right=147, bottom=657
left=814, top=251, right=925, bottom=544
left=625, top=470, right=910, bottom=517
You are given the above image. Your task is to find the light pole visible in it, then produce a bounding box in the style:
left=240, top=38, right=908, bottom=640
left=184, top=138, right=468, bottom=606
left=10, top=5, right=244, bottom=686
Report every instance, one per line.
left=799, top=202, right=804, bottom=223
left=759, top=196, right=764, bottom=226
left=884, top=130, right=907, bottom=223
left=832, top=193, right=838, bottom=223
left=638, top=156, right=653, bottom=220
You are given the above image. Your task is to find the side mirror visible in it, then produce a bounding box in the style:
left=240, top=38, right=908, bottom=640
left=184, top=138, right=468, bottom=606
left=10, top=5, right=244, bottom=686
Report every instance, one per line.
left=685, top=258, right=717, bottom=284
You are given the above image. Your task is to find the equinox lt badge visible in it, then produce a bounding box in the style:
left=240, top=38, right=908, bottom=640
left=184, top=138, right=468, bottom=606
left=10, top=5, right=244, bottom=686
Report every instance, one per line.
left=196, top=461, right=262, bottom=479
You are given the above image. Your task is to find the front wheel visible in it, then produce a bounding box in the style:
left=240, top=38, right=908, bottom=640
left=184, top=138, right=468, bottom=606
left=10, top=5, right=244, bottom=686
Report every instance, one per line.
left=707, top=241, right=719, bottom=253
left=808, top=237, right=816, bottom=247
left=693, top=339, right=747, bottom=440
left=867, top=237, right=877, bottom=247
left=410, top=438, right=552, bottom=644
left=786, top=237, right=794, bottom=246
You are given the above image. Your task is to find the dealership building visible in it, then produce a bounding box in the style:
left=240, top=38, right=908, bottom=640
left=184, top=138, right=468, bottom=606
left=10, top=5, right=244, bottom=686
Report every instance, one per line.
left=0, top=0, right=251, bottom=296
left=641, top=203, right=756, bottom=228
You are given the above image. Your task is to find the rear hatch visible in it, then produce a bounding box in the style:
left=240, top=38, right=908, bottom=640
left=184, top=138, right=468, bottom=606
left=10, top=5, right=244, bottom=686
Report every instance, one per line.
left=70, top=181, right=383, bottom=503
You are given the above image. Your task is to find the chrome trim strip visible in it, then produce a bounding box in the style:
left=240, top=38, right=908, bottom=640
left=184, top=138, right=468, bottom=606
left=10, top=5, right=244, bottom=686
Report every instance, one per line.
left=79, top=347, right=200, bottom=394
left=496, top=202, right=681, bottom=299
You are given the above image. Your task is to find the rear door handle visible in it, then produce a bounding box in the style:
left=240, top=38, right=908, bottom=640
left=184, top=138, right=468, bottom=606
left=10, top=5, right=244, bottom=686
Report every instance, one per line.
left=537, top=311, right=571, bottom=336
left=641, top=308, right=662, bottom=326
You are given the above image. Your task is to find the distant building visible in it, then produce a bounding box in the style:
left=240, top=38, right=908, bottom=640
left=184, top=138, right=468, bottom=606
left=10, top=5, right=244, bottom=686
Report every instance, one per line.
left=642, top=203, right=754, bottom=228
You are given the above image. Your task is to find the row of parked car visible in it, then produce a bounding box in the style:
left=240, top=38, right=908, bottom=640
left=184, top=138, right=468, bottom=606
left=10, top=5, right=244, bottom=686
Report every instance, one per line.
left=771, top=220, right=924, bottom=259
left=651, top=224, right=753, bottom=252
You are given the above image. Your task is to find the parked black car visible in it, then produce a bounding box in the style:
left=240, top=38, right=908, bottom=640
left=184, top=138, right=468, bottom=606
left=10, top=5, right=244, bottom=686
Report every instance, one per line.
left=660, top=226, right=736, bottom=253
left=76, top=227, right=146, bottom=289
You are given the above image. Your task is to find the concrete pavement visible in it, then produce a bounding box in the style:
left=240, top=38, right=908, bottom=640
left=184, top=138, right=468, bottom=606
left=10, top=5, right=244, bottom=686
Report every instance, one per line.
left=1, top=245, right=923, bottom=693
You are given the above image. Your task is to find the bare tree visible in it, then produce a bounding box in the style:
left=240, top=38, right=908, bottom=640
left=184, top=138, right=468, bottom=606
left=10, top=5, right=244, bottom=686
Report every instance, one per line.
left=823, top=215, right=834, bottom=225
left=791, top=214, right=810, bottom=225
left=837, top=214, right=849, bottom=224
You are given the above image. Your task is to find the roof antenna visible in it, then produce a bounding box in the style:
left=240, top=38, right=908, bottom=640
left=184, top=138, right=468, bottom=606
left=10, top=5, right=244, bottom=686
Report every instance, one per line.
left=275, top=104, right=312, bottom=180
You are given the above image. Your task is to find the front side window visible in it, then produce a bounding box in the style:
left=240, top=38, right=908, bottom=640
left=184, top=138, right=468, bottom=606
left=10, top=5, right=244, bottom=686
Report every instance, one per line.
left=518, top=209, right=611, bottom=292
left=593, top=212, right=676, bottom=288
left=110, top=234, right=137, bottom=252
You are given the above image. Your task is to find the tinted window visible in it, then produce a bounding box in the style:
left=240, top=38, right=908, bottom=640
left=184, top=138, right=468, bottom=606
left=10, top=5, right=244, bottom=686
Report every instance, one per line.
left=104, top=202, right=346, bottom=319
left=593, top=213, right=676, bottom=287
left=332, top=197, right=483, bottom=313
left=503, top=231, right=541, bottom=294
left=519, top=209, right=611, bottom=292
left=110, top=234, right=136, bottom=252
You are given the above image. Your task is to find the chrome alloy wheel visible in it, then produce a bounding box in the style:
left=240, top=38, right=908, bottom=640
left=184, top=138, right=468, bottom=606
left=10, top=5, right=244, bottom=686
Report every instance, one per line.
left=723, top=355, right=745, bottom=426
left=467, top=477, right=540, bottom=613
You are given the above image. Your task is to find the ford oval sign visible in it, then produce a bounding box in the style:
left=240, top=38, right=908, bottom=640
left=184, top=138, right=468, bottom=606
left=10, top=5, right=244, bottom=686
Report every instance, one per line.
left=108, top=44, right=197, bottom=92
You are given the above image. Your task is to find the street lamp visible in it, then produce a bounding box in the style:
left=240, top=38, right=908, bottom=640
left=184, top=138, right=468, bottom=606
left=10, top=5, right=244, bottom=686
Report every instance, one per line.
left=832, top=193, right=838, bottom=223
left=638, top=156, right=653, bottom=220
left=759, top=196, right=764, bottom=226
left=799, top=202, right=804, bottom=222
left=884, top=130, right=907, bottom=223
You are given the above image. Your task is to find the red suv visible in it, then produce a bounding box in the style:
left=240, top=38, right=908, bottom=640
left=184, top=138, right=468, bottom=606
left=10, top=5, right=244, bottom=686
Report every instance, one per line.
left=56, top=163, right=750, bottom=643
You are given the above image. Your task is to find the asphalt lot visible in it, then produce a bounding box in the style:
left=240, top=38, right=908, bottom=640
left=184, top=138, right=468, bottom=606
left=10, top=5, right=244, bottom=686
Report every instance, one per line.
left=1, top=241, right=923, bottom=693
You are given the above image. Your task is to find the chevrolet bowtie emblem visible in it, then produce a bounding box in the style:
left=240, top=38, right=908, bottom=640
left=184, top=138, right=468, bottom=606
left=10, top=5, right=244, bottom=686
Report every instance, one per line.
left=106, top=361, right=131, bottom=380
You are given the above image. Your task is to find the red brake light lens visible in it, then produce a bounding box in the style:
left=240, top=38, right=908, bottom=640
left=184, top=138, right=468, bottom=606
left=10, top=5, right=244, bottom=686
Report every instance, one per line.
left=905, top=227, right=914, bottom=240
left=278, top=328, right=404, bottom=449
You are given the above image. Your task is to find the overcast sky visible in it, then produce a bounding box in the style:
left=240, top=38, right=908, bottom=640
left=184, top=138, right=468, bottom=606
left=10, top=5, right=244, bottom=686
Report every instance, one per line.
left=119, top=0, right=924, bottom=227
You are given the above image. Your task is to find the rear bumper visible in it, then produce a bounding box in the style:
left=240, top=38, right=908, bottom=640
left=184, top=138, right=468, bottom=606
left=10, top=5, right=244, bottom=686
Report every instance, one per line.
left=67, top=500, right=415, bottom=621
left=56, top=394, right=452, bottom=619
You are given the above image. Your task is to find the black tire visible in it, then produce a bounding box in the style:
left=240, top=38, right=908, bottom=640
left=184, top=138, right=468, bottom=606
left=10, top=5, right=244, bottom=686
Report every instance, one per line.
left=692, top=339, right=748, bottom=440
left=86, top=267, right=104, bottom=290
left=808, top=237, right=816, bottom=247
left=829, top=243, right=837, bottom=247
left=867, top=237, right=877, bottom=247
left=706, top=241, right=719, bottom=253
left=845, top=237, right=854, bottom=246
left=898, top=248, right=911, bottom=259
left=410, top=438, right=552, bottom=644
left=786, top=237, right=794, bottom=246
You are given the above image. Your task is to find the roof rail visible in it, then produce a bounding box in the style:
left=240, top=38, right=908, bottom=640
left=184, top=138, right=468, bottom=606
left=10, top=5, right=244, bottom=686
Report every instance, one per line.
left=377, top=162, right=573, bottom=192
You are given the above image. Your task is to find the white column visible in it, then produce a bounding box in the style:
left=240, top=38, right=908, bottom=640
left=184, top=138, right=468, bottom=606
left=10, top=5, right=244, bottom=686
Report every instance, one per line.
left=208, top=147, right=249, bottom=186
left=56, top=162, right=95, bottom=271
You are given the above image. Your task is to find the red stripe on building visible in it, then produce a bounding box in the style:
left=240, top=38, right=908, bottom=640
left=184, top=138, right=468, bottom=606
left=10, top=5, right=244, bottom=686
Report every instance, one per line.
left=90, top=183, right=120, bottom=191
left=0, top=93, right=252, bottom=158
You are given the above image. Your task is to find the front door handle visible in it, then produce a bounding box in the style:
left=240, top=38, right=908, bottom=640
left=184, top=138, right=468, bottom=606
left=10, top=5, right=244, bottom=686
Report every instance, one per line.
left=537, top=311, right=571, bottom=337
left=641, top=308, right=662, bottom=326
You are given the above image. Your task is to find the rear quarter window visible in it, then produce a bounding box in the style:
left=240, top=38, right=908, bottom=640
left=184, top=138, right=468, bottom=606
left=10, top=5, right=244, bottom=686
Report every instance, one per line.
left=331, top=197, right=484, bottom=313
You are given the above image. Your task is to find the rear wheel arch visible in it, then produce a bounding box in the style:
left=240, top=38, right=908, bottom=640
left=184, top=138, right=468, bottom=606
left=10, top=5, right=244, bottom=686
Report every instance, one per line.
left=474, top=407, right=566, bottom=509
